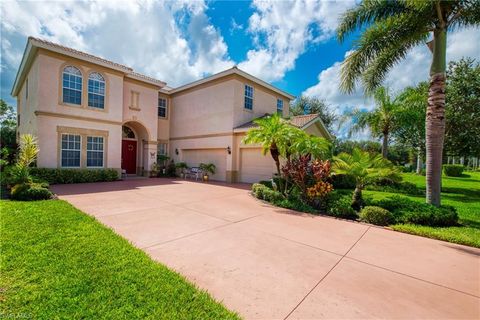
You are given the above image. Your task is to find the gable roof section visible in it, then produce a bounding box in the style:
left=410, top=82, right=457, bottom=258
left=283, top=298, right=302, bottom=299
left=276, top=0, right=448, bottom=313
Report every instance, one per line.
left=169, top=66, right=295, bottom=100
left=11, top=37, right=166, bottom=96
left=234, top=113, right=333, bottom=140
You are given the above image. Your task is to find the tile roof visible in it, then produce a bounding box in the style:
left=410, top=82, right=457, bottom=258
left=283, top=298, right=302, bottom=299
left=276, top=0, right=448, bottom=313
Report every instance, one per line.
left=289, top=113, right=319, bottom=128
left=28, top=37, right=166, bottom=86
left=234, top=113, right=320, bottom=130
left=30, top=37, right=133, bottom=71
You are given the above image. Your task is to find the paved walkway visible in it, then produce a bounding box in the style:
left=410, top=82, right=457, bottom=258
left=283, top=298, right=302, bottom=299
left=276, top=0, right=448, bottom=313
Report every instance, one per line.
left=52, top=178, right=480, bottom=319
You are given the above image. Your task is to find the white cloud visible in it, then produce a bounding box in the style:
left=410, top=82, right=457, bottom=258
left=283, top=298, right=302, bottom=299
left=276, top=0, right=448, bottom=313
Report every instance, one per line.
left=0, top=0, right=233, bottom=88
left=303, top=27, right=480, bottom=139
left=238, top=0, right=355, bottom=82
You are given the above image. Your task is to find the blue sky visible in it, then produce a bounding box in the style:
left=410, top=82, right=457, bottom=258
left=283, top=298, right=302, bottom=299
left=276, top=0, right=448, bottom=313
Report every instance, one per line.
left=1, top=0, right=479, bottom=138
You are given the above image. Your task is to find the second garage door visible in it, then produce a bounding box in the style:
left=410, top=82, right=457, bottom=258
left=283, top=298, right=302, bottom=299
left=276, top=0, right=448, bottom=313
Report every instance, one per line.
left=240, top=148, right=276, bottom=183
left=182, top=149, right=227, bottom=181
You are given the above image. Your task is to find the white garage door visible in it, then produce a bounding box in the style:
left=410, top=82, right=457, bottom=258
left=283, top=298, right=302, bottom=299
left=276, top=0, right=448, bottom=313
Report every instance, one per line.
left=182, top=149, right=227, bottom=181
left=240, top=148, right=276, bottom=183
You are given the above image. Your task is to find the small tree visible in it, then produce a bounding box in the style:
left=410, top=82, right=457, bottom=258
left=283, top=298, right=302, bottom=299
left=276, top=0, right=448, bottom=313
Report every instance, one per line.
left=289, top=96, right=337, bottom=132
left=333, top=148, right=399, bottom=210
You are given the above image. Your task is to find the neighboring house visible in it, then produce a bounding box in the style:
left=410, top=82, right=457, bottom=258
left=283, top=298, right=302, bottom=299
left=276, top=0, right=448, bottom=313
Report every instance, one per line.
left=12, top=37, right=331, bottom=183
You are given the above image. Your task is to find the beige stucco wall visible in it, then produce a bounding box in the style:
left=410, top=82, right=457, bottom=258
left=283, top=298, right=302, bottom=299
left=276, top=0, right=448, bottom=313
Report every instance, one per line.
left=37, top=51, right=124, bottom=123
left=232, top=78, right=290, bottom=128
left=36, top=115, right=121, bottom=169
left=122, top=79, right=158, bottom=141
left=304, top=122, right=330, bottom=139
left=170, top=79, right=235, bottom=138
left=17, top=55, right=40, bottom=137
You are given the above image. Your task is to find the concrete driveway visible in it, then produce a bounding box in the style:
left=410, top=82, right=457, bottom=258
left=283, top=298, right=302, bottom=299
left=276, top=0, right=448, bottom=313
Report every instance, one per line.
left=52, top=178, right=480, bottom=319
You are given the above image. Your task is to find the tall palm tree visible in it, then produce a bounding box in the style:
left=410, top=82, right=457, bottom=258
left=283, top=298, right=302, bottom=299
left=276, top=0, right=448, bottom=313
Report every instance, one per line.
left=243, top=113, right=293, bottom=175
left=342, top=86, right=399, bottom=158
left=333, top=148, right=399, bottom=210
left=337, top=0, right=479, bottom=206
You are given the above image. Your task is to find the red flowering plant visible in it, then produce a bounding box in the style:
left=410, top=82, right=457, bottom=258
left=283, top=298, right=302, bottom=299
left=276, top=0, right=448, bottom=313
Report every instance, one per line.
left=282, top=156, right=333, bottom=208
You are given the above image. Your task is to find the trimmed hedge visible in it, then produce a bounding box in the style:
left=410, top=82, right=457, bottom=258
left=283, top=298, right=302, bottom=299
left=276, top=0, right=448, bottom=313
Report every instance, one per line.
left=359, top=206, right=393, bottom=226
left=443, top=165, right=464, bottom=177
left=373, top=195, right=458, bottom=227
left=30, top=168, right=119, bottom=184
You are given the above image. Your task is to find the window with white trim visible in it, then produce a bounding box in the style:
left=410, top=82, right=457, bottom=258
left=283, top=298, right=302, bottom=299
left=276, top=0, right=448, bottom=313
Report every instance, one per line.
left=157, top=143, right=167, bottom=156
left=277, top=98, right=283, bottom=114
left=62, top=66, right=82, bottom=105
left=244, top=84, right=253, bottom=110
left=61, top=134, right=81, bottom=167
left=158, top=97, right=167, bottom=118
left=88, top=72, right=105, bottom=109
left=87, top=136, right=104, bottom=167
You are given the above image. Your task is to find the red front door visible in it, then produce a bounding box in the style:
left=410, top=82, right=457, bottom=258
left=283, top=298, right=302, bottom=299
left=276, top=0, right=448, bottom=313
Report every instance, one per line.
left=122, top=140, right=137, bottom=174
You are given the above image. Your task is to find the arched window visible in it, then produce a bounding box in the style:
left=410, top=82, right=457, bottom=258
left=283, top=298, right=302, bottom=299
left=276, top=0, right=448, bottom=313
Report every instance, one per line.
left=88, top=72, right=105, bottom=109
left=122, top=126, right=136, bottom=139
left=62, top=66, right=82, bottom=105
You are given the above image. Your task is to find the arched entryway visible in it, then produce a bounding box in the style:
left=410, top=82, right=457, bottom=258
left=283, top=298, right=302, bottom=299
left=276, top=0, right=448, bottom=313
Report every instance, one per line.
left=122, top=121, right=150, bottom=175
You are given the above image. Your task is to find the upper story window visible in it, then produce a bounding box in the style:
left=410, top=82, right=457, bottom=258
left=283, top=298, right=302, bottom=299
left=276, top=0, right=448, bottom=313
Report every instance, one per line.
left=277, top=99, right=283, bottom=114
left=158, top=97, right=167, bottom=118
left=88, top=72, right=105, bottom=109
left=62, top=66, right=82, bottom=105
left=244, top=84, right=253, bottom=110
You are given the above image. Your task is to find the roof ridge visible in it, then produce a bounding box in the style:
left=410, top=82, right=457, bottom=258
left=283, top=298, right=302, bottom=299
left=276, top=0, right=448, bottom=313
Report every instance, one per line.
left=29, top=36, right=165, bottom=86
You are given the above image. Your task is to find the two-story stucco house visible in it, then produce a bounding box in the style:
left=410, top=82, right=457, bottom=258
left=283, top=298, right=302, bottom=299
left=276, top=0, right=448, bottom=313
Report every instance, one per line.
left=12, top=37, right=331, bottom=183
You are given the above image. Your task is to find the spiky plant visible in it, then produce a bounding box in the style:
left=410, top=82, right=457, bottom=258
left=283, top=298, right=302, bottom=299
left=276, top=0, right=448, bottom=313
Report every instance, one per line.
left=333, top=148, right=399, bottom=210
left=337, top=0, right=480, bottom=206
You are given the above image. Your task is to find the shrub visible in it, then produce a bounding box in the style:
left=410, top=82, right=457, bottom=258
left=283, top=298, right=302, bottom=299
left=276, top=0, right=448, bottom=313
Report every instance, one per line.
left=373, top=195, right=458, bottom=227
left=272, top=197, right=317, bottom=214
left=252, top=183, right=266, bottom=199
left=258, top=180, right=273, bottom=189
left=262, top=188, right=284, bottom=202
left=366, top=181, right=424, bottom=195
left=10, top=182, right=53, bottom=201
left=330, top=174, right=356, bottom=189
left=30, top=168, right=119, bottom=184
left=327, top=195, right=357, bottom=220
left=359, top=206, right=393, bottom=226
left=443, top=164, right=464, bottom=177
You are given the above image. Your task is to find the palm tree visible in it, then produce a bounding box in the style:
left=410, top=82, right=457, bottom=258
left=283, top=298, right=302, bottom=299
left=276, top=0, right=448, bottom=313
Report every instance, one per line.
left=337, top=1, right=479, bottom=206
left=342, top=86, right=399, bottom=158
left=292, top=134, right=331, bottom=161
left=395, top=82, right=428, bottom=174
left=333, top=148, right=399, bottom=210
left=243, top=113, right=293, bottom=176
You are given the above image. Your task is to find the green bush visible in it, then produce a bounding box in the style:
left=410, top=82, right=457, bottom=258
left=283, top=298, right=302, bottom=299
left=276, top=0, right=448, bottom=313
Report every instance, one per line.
left=30, top=168, right=119, bottom=184
left=359, top=206, right=393, bottom=226
left=327, top=195, right=357, bottom=220
left=10, top=182, right=53, bottom=201
left=258, top=180, right=273, bottom=189
left=443, top=164, right=464, bottom=177
left=262, top=188, right=284, bottom=202
left=366, top=181, right=424, bottom=195
left=272, top=197, right=317, bottom=214
left=251, top=183, right=266, bottom=199
left=373, top=195, right=458, bottom=227
left=330, top=174, right=356, bottom=189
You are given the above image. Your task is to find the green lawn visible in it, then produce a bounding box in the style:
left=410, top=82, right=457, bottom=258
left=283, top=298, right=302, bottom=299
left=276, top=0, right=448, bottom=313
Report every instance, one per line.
left=0, top=200, right=239, bottom=320
left=364, top=171, right=480, bottom=248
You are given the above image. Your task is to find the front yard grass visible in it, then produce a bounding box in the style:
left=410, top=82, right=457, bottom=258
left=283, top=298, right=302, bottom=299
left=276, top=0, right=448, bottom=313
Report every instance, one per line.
left=364, top=171, right=480, bottom=248
left=0, top=200, right=239, bottom=319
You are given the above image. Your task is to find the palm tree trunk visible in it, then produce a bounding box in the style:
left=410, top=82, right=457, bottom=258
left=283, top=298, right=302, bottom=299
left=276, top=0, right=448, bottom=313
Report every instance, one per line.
left=416, top=146, right=423, bottom=175
left=426, top=29, right=447, bottom=207
left=381, top=133, right=388, bottom=158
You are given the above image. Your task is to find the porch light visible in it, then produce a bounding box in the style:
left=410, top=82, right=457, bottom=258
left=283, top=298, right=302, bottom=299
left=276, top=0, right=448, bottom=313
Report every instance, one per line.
left=175, top=148, right=179, bottom=155
left=227, top=146, right=231, bottom=154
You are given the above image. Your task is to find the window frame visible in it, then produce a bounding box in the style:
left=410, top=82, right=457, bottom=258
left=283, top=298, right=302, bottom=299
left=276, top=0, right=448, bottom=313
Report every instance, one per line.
left=87, top=72, right=106, bottom=110
left=86, top=136, right=105, bottom=168
left=60, top=133, right=81, bottom=168
left=276, top=98, right=283, bottom=114
left=244, top=84, right=254, bottom=110
left=62, top=66, right=83, bottom=106
left=158, top=97, right=167, bottom=118
left=157, top=143, right=168, bottom=156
